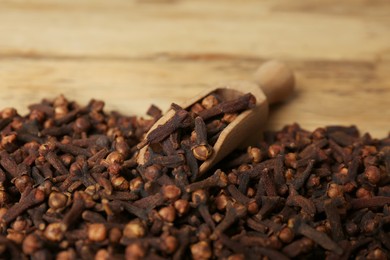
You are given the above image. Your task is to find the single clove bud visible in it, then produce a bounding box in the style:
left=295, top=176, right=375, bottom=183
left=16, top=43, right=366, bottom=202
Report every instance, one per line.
left=288, top=217, right=343, bottom=255
left=186, top=169, right=228, bottom=192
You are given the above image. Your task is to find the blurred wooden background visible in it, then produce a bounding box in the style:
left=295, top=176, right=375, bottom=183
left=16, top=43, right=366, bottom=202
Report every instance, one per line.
left=0, top=0, right=389, bottom=137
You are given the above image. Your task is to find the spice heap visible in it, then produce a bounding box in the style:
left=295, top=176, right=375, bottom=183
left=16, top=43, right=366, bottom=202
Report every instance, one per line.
left=138, top=91, right=256, bottom=181
left=0, top=96, right=389, bottom=259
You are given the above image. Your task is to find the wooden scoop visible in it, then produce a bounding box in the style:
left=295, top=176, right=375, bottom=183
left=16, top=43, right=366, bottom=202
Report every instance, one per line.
left=137, top=60, right=295, bottom=175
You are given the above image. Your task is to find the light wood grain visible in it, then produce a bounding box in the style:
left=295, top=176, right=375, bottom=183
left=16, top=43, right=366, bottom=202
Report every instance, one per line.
left=0, top=0, right=389, bottom=137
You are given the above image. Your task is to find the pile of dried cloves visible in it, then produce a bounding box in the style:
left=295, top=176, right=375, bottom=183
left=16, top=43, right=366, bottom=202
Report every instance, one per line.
left=0, top=95, right=389, bottom=259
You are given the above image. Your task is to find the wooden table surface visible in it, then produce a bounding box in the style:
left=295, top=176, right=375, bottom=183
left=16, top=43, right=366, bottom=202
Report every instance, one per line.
left=0, top=0, right=389, bottom=137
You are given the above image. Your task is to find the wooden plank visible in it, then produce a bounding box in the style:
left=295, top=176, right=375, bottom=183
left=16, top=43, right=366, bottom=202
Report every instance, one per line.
left=0, top=0, right=389, bottom=138
left=1, top=58, right=389, bottom=137
left=0, top=0, right=389, bottom=61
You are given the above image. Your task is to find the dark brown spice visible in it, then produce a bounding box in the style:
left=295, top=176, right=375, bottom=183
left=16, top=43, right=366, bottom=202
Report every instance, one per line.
left=2, top=188, right=45, bottom=226
left=351, top=196, right=390, bottom=209
left=198, top=93, right=256, bottom=120
left=323, top=199, right=344, bottom=242
left=186, top=169, right=227, bottom=192
left=0, top=96, right=389, bottom=259
left=288, top=217, right=343, bottom=255
left=254, top=196, right=284, bottom=221
left=137, top=109, right=189, bottom=149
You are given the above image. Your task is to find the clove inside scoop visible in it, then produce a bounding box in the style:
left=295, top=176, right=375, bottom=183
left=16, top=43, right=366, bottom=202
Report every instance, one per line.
left=137, top=60, right=295, bottom=175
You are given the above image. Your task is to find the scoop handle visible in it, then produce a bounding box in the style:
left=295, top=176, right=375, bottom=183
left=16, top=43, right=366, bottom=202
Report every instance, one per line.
left=253, top=60, right=295, bottom=105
